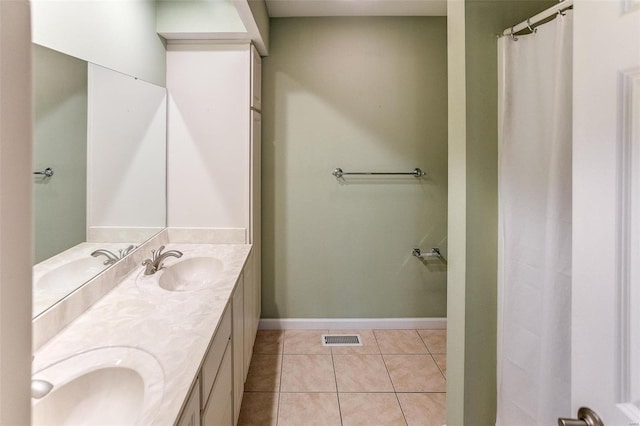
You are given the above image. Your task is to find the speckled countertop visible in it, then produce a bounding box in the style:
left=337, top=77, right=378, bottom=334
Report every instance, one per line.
left=32, top=243, right=252, bottom=425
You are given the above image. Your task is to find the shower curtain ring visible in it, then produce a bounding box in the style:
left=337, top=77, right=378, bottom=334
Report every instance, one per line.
left=557, top=8, right=566, bottom=17
left=510, top=27, right=518, bottom=41
left=526, top=18, right=537, bottom=34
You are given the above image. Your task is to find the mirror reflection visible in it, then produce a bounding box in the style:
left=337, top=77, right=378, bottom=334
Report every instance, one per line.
left=32, top=45, right=167, bottom=318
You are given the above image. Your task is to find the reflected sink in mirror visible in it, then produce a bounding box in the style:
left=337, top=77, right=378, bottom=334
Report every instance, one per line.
left=32, top=243, right=137, bottom=317
left=138, top=257, right=224, bottom=292
left=32, top=346, right=164, bottom=426
left=33, top=257, right=107, bottom=316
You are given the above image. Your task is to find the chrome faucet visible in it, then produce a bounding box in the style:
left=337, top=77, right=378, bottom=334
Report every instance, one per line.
left=142, top=245, right=183, bottom=275
left=91, top=249, right=119, bottom=265
left=91, top=245, right=136, bottom=265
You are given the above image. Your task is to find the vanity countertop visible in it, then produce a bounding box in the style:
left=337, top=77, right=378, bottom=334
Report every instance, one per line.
left=32, top=243, right=252, bottom=425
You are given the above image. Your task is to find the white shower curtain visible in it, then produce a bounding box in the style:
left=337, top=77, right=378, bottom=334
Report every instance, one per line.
left=497, top=11, right=573, bottom=426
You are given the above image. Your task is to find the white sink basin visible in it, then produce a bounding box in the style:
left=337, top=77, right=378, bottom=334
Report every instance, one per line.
left=32, top=346, right=164, bottom=425
left=158, top=257, right=224, bottom=292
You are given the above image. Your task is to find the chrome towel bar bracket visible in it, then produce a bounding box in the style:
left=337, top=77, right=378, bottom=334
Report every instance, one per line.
left=413, top=247, right=443, bottom=260
left=332, top=167, right=425, bottom=179
left=33, top=167, right=54, bottom=178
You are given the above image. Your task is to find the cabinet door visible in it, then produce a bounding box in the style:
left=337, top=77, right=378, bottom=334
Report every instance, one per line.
left=250, top=110, right=261, bottom=247
left=202, top=343, right=232, bottom=426
left=250, top=110, right=261, bottom=343
left=232, top=278, right=244, bottom=424
left=177, top=378, right=201, bottom=426
left=243, top=251, right=255, bottom=380
left=202, top=307, right=231, bottom=406
left=251, top=44, right=261, bottom=111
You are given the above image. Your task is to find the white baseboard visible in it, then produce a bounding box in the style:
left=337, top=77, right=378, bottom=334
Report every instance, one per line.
left=258, top=317, right=447, bottom=330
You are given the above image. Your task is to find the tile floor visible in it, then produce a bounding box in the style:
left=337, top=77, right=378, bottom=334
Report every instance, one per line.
left=238, top=329, right=446, bottom=426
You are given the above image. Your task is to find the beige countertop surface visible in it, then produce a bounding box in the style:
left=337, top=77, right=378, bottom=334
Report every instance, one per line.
left=32, top=243, right=252, bottom=425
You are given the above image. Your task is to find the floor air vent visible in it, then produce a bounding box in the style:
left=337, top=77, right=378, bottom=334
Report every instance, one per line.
left=322, top=334, right=362, bottom=347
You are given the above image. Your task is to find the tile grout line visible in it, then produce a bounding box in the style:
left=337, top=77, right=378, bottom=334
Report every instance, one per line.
left=421, top=330, right=448, bottom=381
left=266, top=329, right=446, bottom=425
left=432, top=353, right=447, bottom=381
left=418, top=329, right=448, bottom=383
left=330, top=343, right=344, bottom=425
left=374, top=329, right=410, bottom=426
left=417, top=329, right=432, bottom=355
left=275, top=331, right=286, bottom=426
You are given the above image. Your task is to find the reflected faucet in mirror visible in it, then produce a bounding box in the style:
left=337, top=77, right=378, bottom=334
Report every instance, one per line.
left=91, top=245, right=136, bottom=266
left=142, top=246, right=183, bottom=275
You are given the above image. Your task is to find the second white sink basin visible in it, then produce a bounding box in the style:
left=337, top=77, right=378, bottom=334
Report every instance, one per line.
left=32, top=346, right=164, bottom=426
left=158, top=257, right=224, bottom=292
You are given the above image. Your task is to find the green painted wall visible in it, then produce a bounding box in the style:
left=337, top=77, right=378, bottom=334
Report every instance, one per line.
left=445, top=2, right=467, bottom=425
left=448, top=1, right=556, bottom=424
left=247, top=0, right=270, bottom=52
left=157, top=0, right=246, bottom=36
left=262, top=17, right=448, bottom=319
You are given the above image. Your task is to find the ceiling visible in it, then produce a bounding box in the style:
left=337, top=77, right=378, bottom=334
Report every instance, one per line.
left=264, top=0, right=447, bottom=17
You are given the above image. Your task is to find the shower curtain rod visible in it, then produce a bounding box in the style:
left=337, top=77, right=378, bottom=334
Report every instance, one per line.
left=501, top=0, right=573, bottom=36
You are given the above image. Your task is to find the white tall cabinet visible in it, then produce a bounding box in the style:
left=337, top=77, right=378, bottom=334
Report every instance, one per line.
left=247, top=43, right=262, bottom=380
left=167, top=42, right=262, bottom=425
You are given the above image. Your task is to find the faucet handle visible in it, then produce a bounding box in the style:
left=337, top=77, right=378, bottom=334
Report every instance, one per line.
left=142, top=258, right=156, bottom=275
left=152, top=245, right=166, bottom=261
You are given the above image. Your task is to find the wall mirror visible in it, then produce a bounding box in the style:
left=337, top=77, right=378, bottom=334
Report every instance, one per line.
left=32, top=44, right=167, bottom=318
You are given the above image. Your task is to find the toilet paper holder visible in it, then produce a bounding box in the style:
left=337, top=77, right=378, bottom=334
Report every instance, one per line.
left=412, top=247, right=443, bottom=260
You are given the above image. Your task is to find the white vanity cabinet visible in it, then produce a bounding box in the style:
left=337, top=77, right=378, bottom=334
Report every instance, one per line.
left=202, top=344, right=232, bottom=426
left=176, top=251, right=259, bottom=426
left=177, top=306, right=232, bottom=426
left=177, top=378, right=201, bottom=426
left=247, top=44, right=262, bottom=379
left=251, top=44, right=262, bottom=111
left=234, top=250, right=261, bottom=422
left=243, top=250, right=260, bottom=378
left=166, top=42, right=262, bottom=249
left=201, top=307, right=232, bottom=424
left=167, top=40, right=262, bottom=425
left=232, top=274, right=244, bottom=425
left=166, top=44, right=262, bottom=363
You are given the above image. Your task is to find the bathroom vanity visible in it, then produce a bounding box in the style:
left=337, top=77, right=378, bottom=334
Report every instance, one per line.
left=31, top=238, right=260, bottom=425
left=30, top=10, right=264, bottom=424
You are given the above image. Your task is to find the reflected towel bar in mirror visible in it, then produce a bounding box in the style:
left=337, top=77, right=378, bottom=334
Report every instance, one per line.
left=332, top=167, right=425, bottom=179
left=33, top=167, right=54, bottom=178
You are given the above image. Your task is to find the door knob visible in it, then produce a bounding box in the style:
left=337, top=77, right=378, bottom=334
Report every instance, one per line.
left=558, top=407, right=604, bottom=426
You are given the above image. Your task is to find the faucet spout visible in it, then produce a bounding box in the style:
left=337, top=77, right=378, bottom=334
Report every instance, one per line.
left=91, top=245, right=137, bottom=266
left=91, top=249, right=119, bottom=265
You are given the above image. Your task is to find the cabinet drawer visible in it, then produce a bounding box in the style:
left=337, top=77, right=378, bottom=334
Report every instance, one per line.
left=176, top=377, right=201, bottom=426
left=202, top=306, right=231, bottom=406
left=202, top=342, right=232, bottom=426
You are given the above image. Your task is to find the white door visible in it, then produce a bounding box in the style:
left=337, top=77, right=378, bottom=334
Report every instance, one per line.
left=572, top=0, right=640, bottom=424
